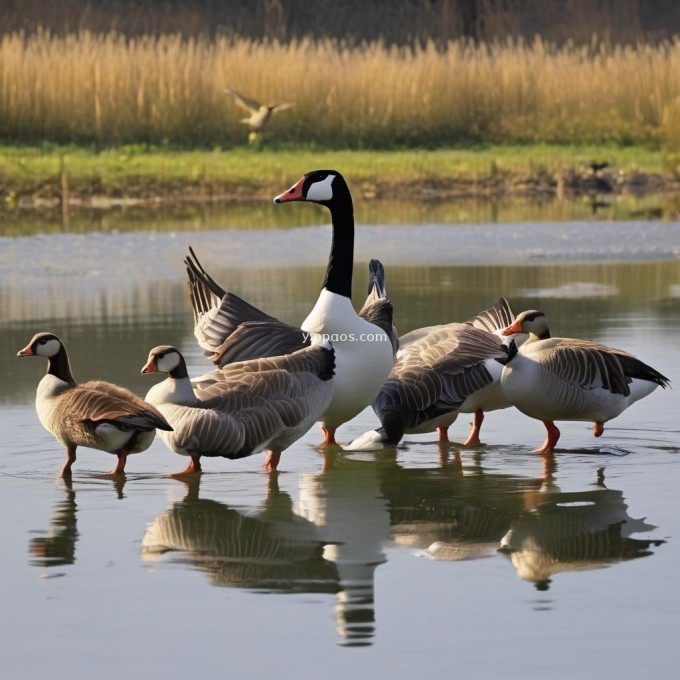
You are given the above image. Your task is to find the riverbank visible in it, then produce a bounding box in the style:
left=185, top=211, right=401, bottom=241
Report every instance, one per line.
left=0, top=144, right=678, bottom=211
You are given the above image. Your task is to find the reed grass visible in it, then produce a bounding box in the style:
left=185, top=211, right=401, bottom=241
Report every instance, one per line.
left=2, top=32, right=680, bottom=149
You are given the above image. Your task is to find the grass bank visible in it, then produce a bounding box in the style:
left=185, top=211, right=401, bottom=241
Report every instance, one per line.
left=0, top=144, right=675, bottom=208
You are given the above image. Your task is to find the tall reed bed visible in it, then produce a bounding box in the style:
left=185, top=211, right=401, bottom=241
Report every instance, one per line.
left=2, top=31, right=680, bottom=148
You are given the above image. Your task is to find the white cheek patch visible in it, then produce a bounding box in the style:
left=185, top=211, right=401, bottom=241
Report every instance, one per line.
left=157, top=352, right=180, bottom=373
left=38, top=338, right=62, bottom=357
left=306, top=175, right=334, bottom=201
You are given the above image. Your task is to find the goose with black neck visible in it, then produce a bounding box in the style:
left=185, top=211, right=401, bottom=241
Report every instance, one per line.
left=274, top=170, right=395, bottom=446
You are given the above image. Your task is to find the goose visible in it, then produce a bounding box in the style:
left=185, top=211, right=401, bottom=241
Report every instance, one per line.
left=346, top=318, right=509, bottom=451
left=224, top=87, right=294, bottom=143
left=141, top=341, right=335, bottom=474
left=17, top=332, right=172, bottom=477
left=346, top=299, right=521, bottom=451
left=185, top=170, right=395, bottom=445
left=497, top=310, right=670, bottom=454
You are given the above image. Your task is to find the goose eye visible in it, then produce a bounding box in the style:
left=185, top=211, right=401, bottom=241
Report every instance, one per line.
left=38, top=338, right=48, bottom=345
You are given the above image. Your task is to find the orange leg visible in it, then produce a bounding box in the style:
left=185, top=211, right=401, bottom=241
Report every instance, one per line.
left=463, top=409, right=485, bottom=446
left=108, top=448, right=129, bottom=475
left=171, top=456, right=202, bottom=476
left=437, top=426, right=449, bottom=444
left=321, top=426, right=337, bottom=446
left=263, top=450, right=281, bottom=472
left=60, top=446, right=77, bottom=477
left=531, top=420, right=560, bottom=455
left=593, top=421, right=604, bottom=437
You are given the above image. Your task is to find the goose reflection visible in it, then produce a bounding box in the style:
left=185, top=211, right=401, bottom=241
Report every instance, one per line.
left=298, top=453, right=391, bottom=647
left=297, top=450, right=546, bottom=646
left=498, top=482, right=665, bottom=590
left=384, top=450, right=546, bottom=562
left=29, top=478, right=79, bottom=571
left=141, top=475, right=339, bottom=592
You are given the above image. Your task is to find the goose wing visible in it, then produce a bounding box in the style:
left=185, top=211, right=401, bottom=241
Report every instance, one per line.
left=465, top=298, right=516, bottom=333
left=375, top=325, right=507, bottom=428
left=208, top=320, right=310, bottom=366
left=529, top=339, right=669, bottom=396
left=223, top=88, right=261, bottom=114
left=186, top=248, right=297, bottom=364
left=63, top=383, right=171, bottom=432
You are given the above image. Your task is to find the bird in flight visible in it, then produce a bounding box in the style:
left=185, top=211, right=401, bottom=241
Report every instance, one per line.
left=224, top=87, right=295, bottom=143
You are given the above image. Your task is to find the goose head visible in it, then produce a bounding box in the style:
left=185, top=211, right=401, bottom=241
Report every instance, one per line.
left=18, top=332, right=75, bottom=384
left=502, top=310, right=551, bottom=341
left=142, top=346, right=188, bottom=379
left=273, top=170, right=351, bottom=210
left=274, top=170, right=355, bottom=300
left=17, top=332, right=63, bottom=359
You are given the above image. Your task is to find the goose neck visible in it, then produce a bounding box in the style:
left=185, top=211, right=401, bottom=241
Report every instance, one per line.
left=323, top=196, right=354, bottom=299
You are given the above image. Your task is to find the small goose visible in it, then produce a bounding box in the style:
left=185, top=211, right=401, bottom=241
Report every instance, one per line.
left=18, top=332, right=172, bottom=476
left=497, top=310, right=670, bottom=454
left=224, top=87, right=294, bottom=143
left=185, top=170, right=395, bottom=446
left=141, top=341, right=335, bottom=474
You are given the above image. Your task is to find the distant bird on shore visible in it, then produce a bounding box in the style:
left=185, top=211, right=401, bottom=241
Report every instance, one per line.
left=224, top=87, right=294, bottom=143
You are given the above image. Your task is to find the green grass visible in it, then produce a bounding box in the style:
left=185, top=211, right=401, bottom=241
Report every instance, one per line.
left=0, top=143, right=669, bottom=203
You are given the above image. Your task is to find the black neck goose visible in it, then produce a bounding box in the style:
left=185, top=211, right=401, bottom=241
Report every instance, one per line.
left=18, top=332, right=171, bottom=477
left=497, top=309, right=670, bottom=454
left=185, top=170, right=395, bottom=446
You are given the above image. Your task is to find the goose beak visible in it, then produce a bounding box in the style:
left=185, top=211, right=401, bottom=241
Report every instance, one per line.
left=17, top=344, right=34, bottom=357
left=502, top=320, right=523, bottom=336
left=141, top=359, right=156, bottom=374
left=273, top=176, right=305, bottom=204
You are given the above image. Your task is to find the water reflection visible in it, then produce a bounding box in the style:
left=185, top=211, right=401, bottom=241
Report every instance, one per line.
left=29, top=479, right=79, bottom=572
left=498, top=482, right=665, bottom=591
left=141, top=475, right=339, bottom=592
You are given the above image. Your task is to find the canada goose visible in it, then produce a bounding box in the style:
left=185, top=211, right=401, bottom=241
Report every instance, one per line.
left=141, top=341, right=335, bottom=474
left=346, top=299, right=522, bottom=451
left=185, top=170, right=395, bottom=446
left=17, top=332, right=171, bottom=476
left=497, top=310, right=670, bottom=454
left=224, top=87, right=294, bottom=143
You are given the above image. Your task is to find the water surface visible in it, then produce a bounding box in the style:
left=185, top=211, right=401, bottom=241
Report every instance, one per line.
left=1, top=210, right=679, bottom=678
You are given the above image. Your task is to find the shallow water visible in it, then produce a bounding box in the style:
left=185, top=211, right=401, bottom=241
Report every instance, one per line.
left=2, top=213, right=679, bottom=678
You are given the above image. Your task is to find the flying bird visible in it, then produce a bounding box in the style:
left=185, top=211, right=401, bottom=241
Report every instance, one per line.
left=224, top=87, right=295, bottom=143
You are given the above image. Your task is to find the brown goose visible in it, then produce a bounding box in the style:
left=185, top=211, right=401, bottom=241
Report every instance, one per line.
left=17, top=332, right=172, bottom=477
left=224, top=87, right=294, bottom=143
left=498, top=310, right=670, bottom=454
left=141, top=341, right=335, bottom=474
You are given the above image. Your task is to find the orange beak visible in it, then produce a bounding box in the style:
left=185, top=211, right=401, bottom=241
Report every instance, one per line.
left=141, top=358, right=157, bottom=374
left=273, top=176, right=305, bottom=204
left=17, top=344, right=34, bottom=357
left=502, top=320, right=523, bottom=336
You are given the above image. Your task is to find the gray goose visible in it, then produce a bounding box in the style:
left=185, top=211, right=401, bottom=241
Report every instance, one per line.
left=346, top=299, right=519, bottom=450
left=497, top=310, right=670, bottom=454
left=141, top=341, right=335, bottom=474
left=224, top=87, right=294, bottom=143
left=18, top=332, right=172, bottom=477
left=184, top=169, right=395, bottom=446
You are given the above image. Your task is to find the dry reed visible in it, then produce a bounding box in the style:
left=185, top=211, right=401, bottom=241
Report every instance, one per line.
left=2, top=31, right=680, bottom=148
